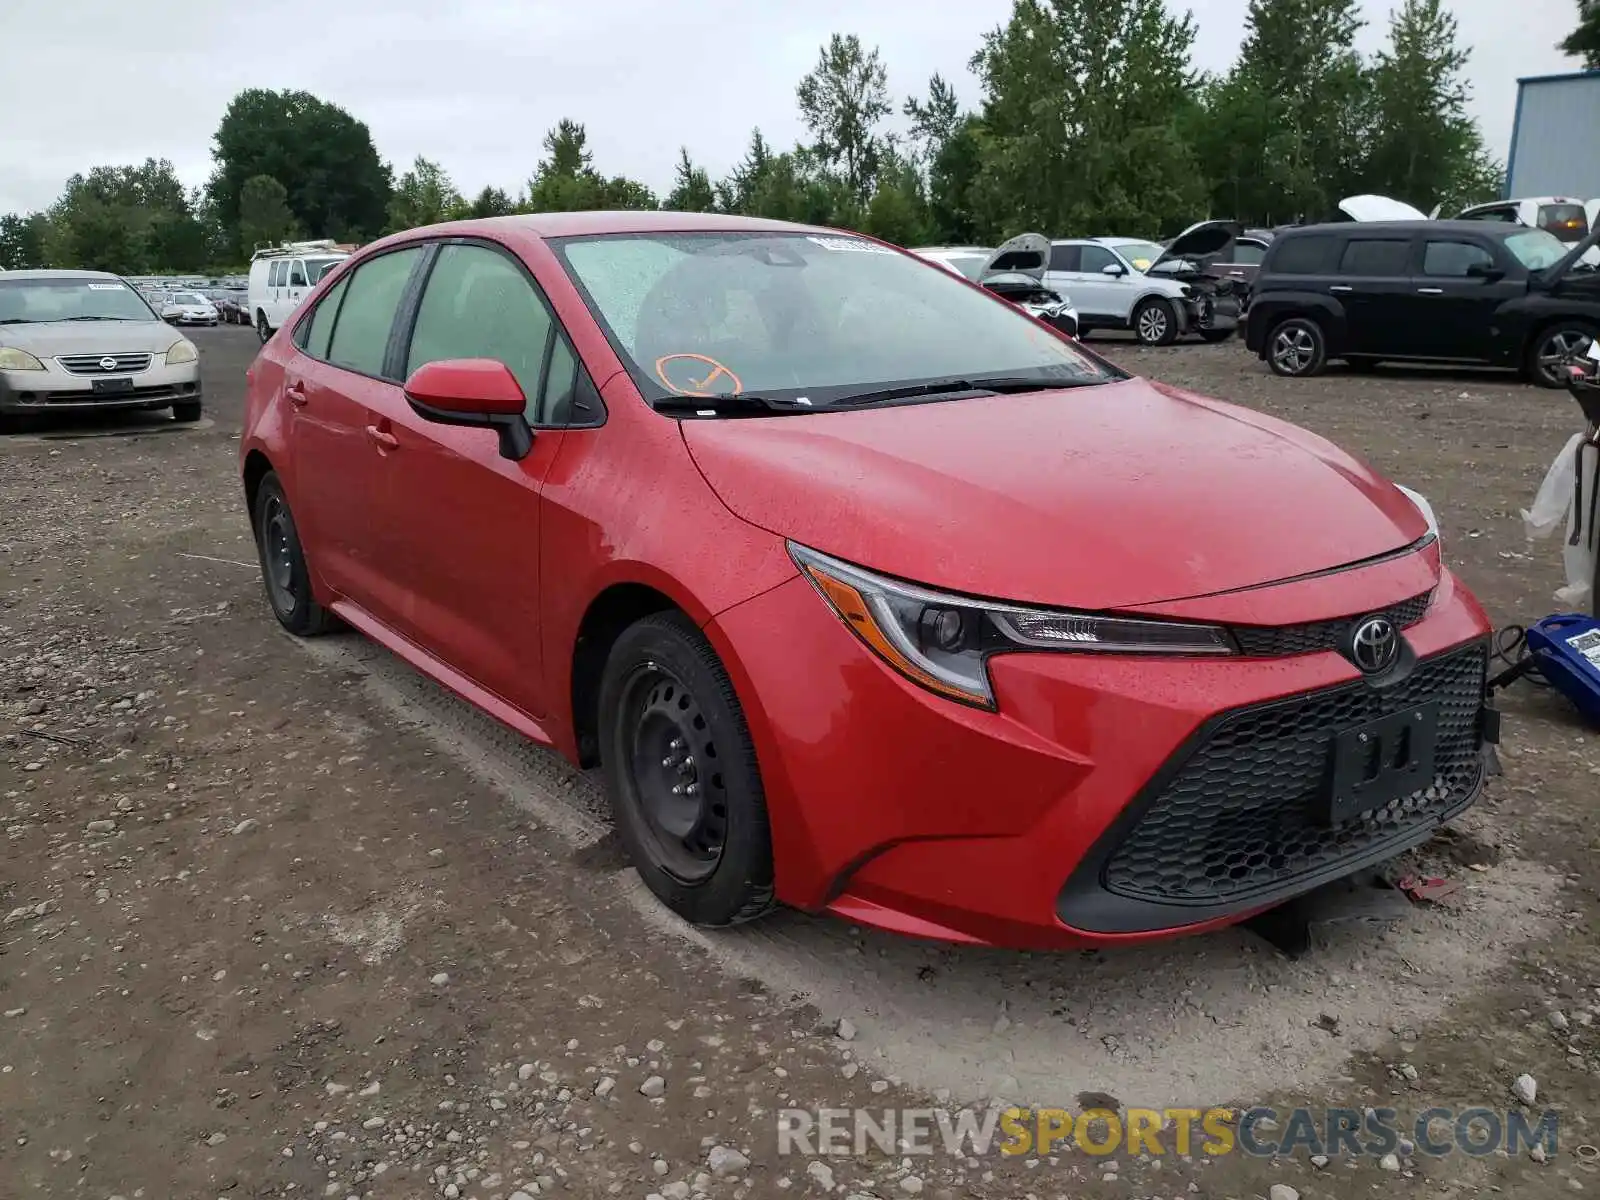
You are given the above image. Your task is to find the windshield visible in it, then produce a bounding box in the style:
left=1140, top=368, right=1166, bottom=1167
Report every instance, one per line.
left=1506, top=229, right=1569, bottom=270
left=552, top=231, right=1112, bottom=409
left=306, top=257, right=344, bottom=282
left=1112, top=241, right=1165, bottom=272
left=937, top=253, right=989, bottom=280
left=1538, top=203, right=1589, bottom=243
left=172, top=292, right=207, bottom=306
left=0, top=277, right=156, bottom=323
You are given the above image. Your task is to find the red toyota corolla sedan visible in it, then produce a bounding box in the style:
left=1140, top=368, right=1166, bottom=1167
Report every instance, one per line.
left=240, top=211, right=1497, bottom=950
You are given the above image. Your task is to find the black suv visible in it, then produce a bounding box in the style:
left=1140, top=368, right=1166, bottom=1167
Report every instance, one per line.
left=1245, top=220, right=1600, bottom=386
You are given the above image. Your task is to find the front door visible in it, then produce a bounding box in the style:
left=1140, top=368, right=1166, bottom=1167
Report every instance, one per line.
left=1070, top=244, right=1140, bottom=323
left=1408, top=237, right=1525, bottom=361
left=1330, top=236, right=1414, bottom=356
left=368, top=239, right=575, bottom=718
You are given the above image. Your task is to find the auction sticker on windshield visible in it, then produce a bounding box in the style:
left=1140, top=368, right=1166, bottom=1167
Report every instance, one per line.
left=87, top=283, right=127, bottom=290
left=806, top=235, right=894, bottom=254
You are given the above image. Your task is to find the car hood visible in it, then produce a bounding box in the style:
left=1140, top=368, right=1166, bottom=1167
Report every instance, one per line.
left=1338, top=194, right=1430, bottom=222
left=0, top=320, right=181, bottom=355
left=1151, top=220, right=1242, bottom=268
left=682, top=377, right=1429, bottom=610
left=979, top=232, right=1050, bottom=283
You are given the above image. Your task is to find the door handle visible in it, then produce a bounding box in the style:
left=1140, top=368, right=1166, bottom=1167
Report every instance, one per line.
left=1329, top=285, right=1353, bottom=293
left=1417, top=287, right=1443, bottom=294
left=285, top=382, right=308, bottom=408
left=365, top=424, right=400, bottom=451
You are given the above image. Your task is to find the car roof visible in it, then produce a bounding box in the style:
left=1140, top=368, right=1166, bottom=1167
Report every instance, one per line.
left=1277, top=220, right=1530, bottom=238
left=0, top=268, right=125, bottom=281
left=362, top=212, right=847, bottom=252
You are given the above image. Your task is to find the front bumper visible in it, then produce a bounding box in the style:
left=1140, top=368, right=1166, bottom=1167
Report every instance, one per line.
left=1183, top=291, right=1242, bottom=334
left=0, top=357, right=202, bottom=413
left=708, top=562, right=1493, bottom=949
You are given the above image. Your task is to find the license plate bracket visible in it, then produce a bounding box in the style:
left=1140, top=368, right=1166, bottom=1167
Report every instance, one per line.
left=1324, top=701, right=1440, bottom=825
left=91, top=377, right=134, bottom=395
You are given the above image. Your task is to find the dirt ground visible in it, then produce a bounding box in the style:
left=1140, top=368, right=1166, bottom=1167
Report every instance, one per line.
left=3, top=326, right=1600, bottom=1200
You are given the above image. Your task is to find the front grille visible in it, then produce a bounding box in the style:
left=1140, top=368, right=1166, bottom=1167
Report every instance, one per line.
left=56, top=352, right=153, bottom=376
left=1231, top=590, right=1433, bottom=658
left=1100, top=642, right=1487, bottom=907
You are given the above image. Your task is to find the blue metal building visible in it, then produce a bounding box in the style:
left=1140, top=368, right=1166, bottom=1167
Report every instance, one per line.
left=1506, top=70, right=1600, bottom=199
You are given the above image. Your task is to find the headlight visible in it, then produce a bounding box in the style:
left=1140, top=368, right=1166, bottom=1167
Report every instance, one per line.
left=0, top=347, right=45, bottom=370
left=165, top=340, right=198, bottom=365
left=789, top=543, right=1235, bottom=710
left=1393, top=484, right=1440, bottom=546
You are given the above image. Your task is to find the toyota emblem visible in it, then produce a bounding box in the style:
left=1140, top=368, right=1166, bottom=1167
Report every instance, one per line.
left=99, top=356, right=118, bottom=371
left=1350, top=616, right=1399, bottom=674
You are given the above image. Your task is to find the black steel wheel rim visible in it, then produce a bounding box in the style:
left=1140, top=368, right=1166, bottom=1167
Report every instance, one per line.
left=621, top=664, right=727, bottom=882
left=1537, top=329, right=1588, bottom=385
left=260, top=494, right=298, bottom=615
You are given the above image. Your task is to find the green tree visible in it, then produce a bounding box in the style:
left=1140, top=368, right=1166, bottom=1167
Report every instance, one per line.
left=905, top=75, right=984, bottom=243
left=1560, top=1, right=1600, bottom=66
left=796, top=33, right=892, bottom=199
left=903, top=73, right=963, bottom=161
left=0, top=213, right=51, bottom=269
left=1361, top=0, right=1501, bottom=214
left=387, top=156, right=466, bottom=232
left=525, top=121, right=656, bottom=212
left=972, top=0, right=1209, bottom=239
left=44, top=159, right=203, bottom=272
left=664, top=148, right=716, bottom=212
left=716, top=129, right=776, bottom=214
left=468, top=186, right=516, bottom=218
left=861, top=146, right=933, bottom=247
left=238, top=174, right=298, bottom=253
left=208, top=89, right=391, bottom=251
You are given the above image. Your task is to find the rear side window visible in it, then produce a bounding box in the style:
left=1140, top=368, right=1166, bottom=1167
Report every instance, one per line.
left=1539, top=203, right=1589, bottom=243
left=327, top=247, right=424, bottom=378
left=404, top=243, right=556, bottom=422
left=1268, top=234, right=1337, bottom=275
left=1338, top=239, right=1411, bottom=276
left=269, top=261, right=285, bottom=287
left=1422, top=241, right=1496, bottom=277
left=298, top=276, right=349, bottom=359
left=1048, top=244, right=1080, bottom=272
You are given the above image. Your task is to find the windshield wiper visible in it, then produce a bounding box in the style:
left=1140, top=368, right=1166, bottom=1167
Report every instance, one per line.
left=828, top=374, right=1096, bottom=407
left=652, top=393, right=816, bottom=417
left=0, top=318, right=32, bottom=325
left=57, top=315, right=138, bottom=322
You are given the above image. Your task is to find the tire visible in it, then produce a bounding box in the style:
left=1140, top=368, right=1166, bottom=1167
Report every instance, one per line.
left=1200, top=328, right=1234, bottom=343
left=1266, top=317, right=1328, bottom=377
left=250, top=472, right=336, bottom=636
left=1526, top=321, right=1598, bottom=389
left=598, top=611, right=775, bottom=927
left=255, top=311, right=272, bottom=344
left=1133, top=298, right=1179, bottom=346
left=171, top=399, right=202, bottom=423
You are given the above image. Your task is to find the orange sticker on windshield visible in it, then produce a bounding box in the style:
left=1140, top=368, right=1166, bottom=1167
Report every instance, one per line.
left=654, top=353, right=743, bottom=397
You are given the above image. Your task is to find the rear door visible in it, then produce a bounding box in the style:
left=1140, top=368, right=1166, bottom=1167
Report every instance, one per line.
left=1408, top=235, right=1525, bottom=360
left=1331, top=236, right=1414, bottom=355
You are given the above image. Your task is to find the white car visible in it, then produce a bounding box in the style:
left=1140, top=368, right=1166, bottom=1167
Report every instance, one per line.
left=160, top=291, right=218, bottom=326
left=247, top=240, right=350, bottom=343
left=909, top=246, right=995, bottom=281
left=1456, top=196, right=1600, bottom=265
left=914, top=242, right=1080, bottom=337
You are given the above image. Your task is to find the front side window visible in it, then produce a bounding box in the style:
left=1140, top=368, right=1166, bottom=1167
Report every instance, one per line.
left=1338, top=239, right=1411, bottom=276
left=326, top=247, right=423, bottom=378
left=405, top=243, right=556, bottom=422
left=1078, top=245, right=1121, bottom=275
left=1231, top=241, right=1268, bottom=265
left=551, top=230, right=1113, bottom=409
left=0, top=277, right=157, bottom=323
left=306, top=257, right=345, bottom=282
left=1422, top=241, right=1496, bottom=277
left=289, top=260, right=309, bottom=287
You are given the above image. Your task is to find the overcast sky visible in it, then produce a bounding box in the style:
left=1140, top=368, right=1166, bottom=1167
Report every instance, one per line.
left=0, top=0, right=1583, bottom=215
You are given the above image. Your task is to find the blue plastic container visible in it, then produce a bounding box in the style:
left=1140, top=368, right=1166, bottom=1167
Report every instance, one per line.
left=1526, top=614, right=1600, bottom=728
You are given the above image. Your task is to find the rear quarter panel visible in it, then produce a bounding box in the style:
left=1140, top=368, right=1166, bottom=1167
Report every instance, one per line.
left=1243, top=291, right=1349, bottom=356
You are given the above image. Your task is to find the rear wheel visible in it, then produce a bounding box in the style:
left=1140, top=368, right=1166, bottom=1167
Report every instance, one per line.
left=255, top=310, right=272, bottom=344
left=251, top=472, right=335, bottom=636
left=1527, top=322, right=1598, bottom=388
left=1133, top=298, right=1179, bottom=346
left=598, top=612, right=775, bottom=927
left=1266, top=317, right=1328, bottom=377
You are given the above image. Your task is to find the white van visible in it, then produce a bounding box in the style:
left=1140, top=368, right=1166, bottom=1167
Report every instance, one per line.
left=247, top=240, right=351, bottom=342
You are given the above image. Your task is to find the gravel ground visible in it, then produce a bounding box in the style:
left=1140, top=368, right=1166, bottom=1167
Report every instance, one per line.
left=3, top=327, right=1600, bottom=1199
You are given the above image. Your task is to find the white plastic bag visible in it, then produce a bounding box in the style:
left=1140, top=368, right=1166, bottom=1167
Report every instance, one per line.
left=1524, top=434, right=1598, bottom=609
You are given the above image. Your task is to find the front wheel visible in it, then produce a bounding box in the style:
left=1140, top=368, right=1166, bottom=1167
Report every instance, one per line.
left=1133, top=298, right=1179, bottom=346
left=598, top=612, right=775, bottom=927
left=1527, top=322, right=1597, bottom=388
left=251, top=472, right=335, bottom=636
left=255, top=311, right=272, bottom=344
left=1266, top=317, right=1328, bottom=377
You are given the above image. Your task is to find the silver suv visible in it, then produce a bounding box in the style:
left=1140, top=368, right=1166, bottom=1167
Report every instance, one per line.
left=0, top=270, right=203, bottom=425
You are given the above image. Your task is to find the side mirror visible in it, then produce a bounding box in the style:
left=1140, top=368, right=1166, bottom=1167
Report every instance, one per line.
left=1101, top=263, right=1126, bottom=277
left=1466, top=264, right=1505, bottom=283
left=403, top=358, right=533, bottom=461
